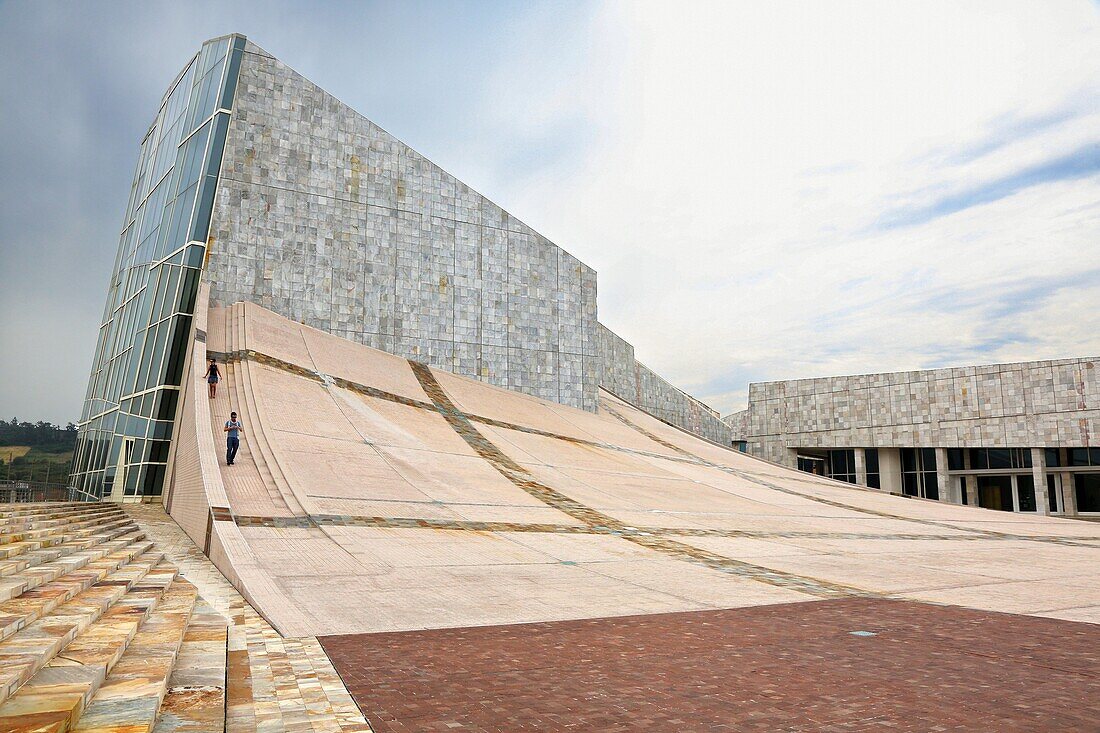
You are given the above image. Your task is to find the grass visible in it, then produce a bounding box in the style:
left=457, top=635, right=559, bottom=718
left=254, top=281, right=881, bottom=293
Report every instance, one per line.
left=0, top=446, right=31, bottom=462
left=1, top=447, right=73, bottom=484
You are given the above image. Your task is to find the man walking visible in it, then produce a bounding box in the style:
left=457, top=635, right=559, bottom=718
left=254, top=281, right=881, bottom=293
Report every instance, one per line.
left=224, top=411, right=243, bottom=465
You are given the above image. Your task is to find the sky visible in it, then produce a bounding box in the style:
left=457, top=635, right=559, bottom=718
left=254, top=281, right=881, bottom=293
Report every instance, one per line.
left=1, top=0, right=1098, bottom=425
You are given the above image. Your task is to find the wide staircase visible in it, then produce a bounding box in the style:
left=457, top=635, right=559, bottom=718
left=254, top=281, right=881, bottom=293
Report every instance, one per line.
left=0, top=501, right=226, bottom=733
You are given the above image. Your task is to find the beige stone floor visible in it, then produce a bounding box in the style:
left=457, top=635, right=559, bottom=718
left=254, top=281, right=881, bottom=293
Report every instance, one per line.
left=201, top=303, right=1100, bottom=636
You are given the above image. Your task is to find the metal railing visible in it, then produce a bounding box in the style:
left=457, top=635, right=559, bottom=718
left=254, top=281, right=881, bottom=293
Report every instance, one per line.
left=0, top=480, right=76, bottom=503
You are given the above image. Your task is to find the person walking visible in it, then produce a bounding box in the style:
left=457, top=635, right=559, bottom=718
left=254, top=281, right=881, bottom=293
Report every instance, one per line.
left=224, top=411, right=243, bottom=465
left=204, top=358, right=221, bottom=399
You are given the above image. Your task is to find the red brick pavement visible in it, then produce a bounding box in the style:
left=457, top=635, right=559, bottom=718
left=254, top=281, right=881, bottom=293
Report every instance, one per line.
left=320, top=599, right=1100, bottom=732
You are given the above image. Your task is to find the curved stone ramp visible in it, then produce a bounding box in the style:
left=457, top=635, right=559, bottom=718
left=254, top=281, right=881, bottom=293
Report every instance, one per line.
left=0, top=502, right=371, bottom=733
left=180, top=301, right=1100, bottom=639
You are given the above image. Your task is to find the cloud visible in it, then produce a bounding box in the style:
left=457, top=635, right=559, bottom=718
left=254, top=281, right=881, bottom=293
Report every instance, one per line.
left=494, top=0, right=1100, bottom=414
left=878, top=143, right=1100, bottom=228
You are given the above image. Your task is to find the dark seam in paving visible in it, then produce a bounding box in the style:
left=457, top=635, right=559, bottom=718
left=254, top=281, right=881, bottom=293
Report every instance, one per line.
left=407, top=359, right=868, bottom=599
left=209, top=348, right=1100, bottom=547
left=230, top=512, right=985, bottom=541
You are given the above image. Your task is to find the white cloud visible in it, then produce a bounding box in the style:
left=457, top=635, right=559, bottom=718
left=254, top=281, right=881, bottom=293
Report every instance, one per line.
left=477, top=0, right=1100, bottom=415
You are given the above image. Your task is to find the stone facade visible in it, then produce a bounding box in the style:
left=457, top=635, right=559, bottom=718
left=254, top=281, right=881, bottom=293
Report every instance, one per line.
left=205, top=41, right=599, bottom=410
left=726, top=358, right=1100, bottom=464
left=597, top=324, right=732, bottom=444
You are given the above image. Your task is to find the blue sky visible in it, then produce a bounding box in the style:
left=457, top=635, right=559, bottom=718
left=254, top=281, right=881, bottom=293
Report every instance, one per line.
left=1, top=0, right=1098, bottom=423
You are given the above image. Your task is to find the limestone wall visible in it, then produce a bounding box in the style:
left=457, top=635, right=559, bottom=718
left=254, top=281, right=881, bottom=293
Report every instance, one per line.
left=206, top=41, right=599, bottom=411
left=738, top=358, right=1100, bottom=463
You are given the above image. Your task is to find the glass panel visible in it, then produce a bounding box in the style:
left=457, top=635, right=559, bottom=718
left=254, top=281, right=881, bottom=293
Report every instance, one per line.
left=1076, top=474, right=1100, bottom=512
left=947, top=448, right=964, bottom=471
left=921, top=448, right=937, bottom=472
left=986, top=449, right=1012, bottom=470
left=154, top=390, right=179, bottom=421
left=865, top=448, right=879, bottom=474
left=1016, top=475, right=1036, bottom=512
left=1047, top=474, right=1059, bottom=512
left=219, top=37, right=246, bottom=110
left=923, top=471, right=938, bottom=500
left=969, top=449, right=988, bottom=470
left=1045, top=448, right=1061, bottom=468
left=163, top=315, right=192, bottom=386
left=977, top=475, right=1014, bottom=512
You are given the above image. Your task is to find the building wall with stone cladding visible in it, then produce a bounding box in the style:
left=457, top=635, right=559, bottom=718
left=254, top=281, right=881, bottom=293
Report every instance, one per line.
left=205, top=41, right=599, bottom=410
left=597, top=324, right=732, bottom=445
left=734, top=358, right=1100, bottom=464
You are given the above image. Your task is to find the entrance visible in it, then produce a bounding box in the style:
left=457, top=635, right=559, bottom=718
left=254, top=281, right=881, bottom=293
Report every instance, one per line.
left=975, top=474, right=1041, bottom=512
left=110, top=438, right=136, bottom=502
left=976, top=475, right=1013, bottom=511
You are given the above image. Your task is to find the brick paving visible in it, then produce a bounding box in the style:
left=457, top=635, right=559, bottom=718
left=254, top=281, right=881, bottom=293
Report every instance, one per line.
left=321, top=598, right=1100, bottom=732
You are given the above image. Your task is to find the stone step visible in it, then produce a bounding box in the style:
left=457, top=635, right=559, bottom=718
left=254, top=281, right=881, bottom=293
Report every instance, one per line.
left=0, top=506, right=122, bottom=528
left=151, top=600, right=228, bottom=733
left=0, top=512, right=139, bottom=581
left=0, top=552, right=166, bottom=707
left=0, top=511, right=130, bottom=548
left=0, top=515, right=136, bottom=562
left=72, top=578, right=200, bottom=733
left=0, top=536, right=154, bottom=645
left=0, top=504, right=118, bottom=521
left=0, top=528, right=143, bottom=605
left=0, top=509, right=124, bottom=536
left=0, top=562, right=180, bottom=733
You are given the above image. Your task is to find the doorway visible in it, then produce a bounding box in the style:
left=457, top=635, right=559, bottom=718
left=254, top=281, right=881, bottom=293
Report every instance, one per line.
left=976, top=475, right=1013, bottom=511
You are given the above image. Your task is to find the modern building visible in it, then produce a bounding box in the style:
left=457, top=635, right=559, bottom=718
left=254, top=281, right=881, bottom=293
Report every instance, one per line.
left=723, top=358, right=1100, bottom=517
left=70, top=34, right=730, bottom=502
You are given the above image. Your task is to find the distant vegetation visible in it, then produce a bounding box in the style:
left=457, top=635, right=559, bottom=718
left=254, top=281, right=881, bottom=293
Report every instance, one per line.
left=0, top=418, right=78, bottom=484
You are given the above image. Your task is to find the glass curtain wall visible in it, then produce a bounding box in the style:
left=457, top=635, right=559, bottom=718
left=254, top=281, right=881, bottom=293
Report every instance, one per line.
left=70, top=35, right=246, bottom=501
left=900, top=448, right=938, bottom=500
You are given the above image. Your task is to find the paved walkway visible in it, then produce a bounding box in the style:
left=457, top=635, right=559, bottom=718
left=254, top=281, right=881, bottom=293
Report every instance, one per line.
left=321, top=598, right=1100, bottom=732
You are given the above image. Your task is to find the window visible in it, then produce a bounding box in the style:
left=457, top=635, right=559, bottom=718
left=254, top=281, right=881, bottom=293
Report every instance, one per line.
left=828, top=449, right=857, bottom=484
left=1016, top=474, right=1037, bottom=512
left=797, top=455, right=825, bottom=475
left=733, top=441, right=748, bottom=453
left=901, top=448, right=938, bottom=500
left=947, top=448, right=964, bottom=471
left=865, top=449, right=880, bottom=489
left=1047, top=474, right=1061, bottom=513
left=968, top=448, right=1031, bottom=470
left=1076, top=474, right=1100, bottom=512
left=1044, top=448, right=1061, bottom=468
left=1068, top=448, right=1100, bottom=467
